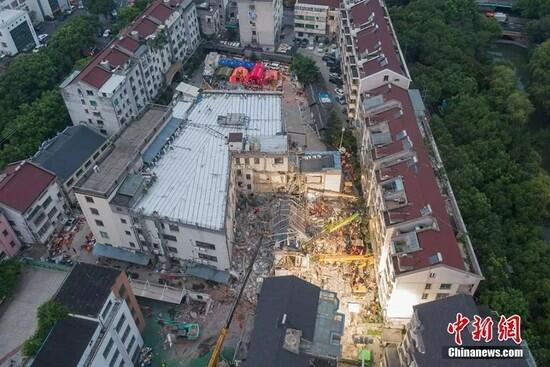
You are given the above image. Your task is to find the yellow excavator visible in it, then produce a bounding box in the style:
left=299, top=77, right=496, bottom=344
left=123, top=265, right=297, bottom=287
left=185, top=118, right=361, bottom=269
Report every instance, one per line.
left=301, top=212, right=361, bottom=254
left=207, top=235, right=264, bottom=367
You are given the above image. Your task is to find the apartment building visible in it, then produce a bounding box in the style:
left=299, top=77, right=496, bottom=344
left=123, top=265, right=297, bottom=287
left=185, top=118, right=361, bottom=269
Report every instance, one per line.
left=0, top=0, right=69, bottom=23
left=338, top=0, right=410, bottom=120
left=0, top=9, right=38, bottom=56
left=32, top=263, right=145, bottom=367
left=383, top=294, right=532, bottom=367
left=0, top=210, right=22, bottom=260
left=294, top=0, right=339, bottom=42
left=0, top=161, right=68, bottom=245
left=237, top=0, right=283, bottom=51
left=243, top=276, right=345, bottom=366
left=196, top=0, right=221, bottom=35
left=298, top=151, right=342, bottom=193
left=74, top=91, right=284, bottom=278
left=60, top=0, right=200, bottom=136
left=32, top=125, right=109, bottom=204
left=337, top=0, right=483, bottom=326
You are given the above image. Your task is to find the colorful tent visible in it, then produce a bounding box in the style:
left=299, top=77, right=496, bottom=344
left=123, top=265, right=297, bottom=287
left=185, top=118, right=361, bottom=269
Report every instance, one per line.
left=248, top=62, right=265, bottom=84
left=229, top=66, right=249, bottom=83
left=219, top=58, right=255, bottom=70
left=263, top=69, right=279, bottom=84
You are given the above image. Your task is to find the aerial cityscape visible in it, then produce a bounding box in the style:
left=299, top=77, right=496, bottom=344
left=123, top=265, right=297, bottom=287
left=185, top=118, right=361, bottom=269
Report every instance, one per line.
left=0, top=0, right=547, bottom=366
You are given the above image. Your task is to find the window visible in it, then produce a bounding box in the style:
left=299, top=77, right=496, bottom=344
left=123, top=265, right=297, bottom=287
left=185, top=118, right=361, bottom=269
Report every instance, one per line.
left=115, top=314, right=126, bottom=333
left=118, top=360, right=125, bottom=367
left=9, top=241, right=15, bottom=248
left=129, top=242, right=136, bottom=248
left=95, top=219, right=105, bottom=227
left=247, top=184, right=252, bottom=190
left=196, top=241, right=216, bottom=250
left=100, top=231, right=109, bottom=239
left=429, top=272, right=436, bottom=278
left=125, top=230, right=131, bottom=235
left=274, top=157, right=283, bottom=165
left=90, top=100, right=97, bottom=107
left=254, top=158, right=260, bottom=164
left=101, top=300, right=113, bottom=319
left=424, top=283, right=432, bottom=290
left=127, top=336, right=136, bottom=353
left=47, top=207, right=58, bottom=219
left=109, top=349, right=119, bottom=367
left=330, top=332, right=341, bottom=345
left=198, top=253, right=217, bottom=262
left=236, top=169, right=242, bottom=176
left=85, top=196, right=94, bottom=203
left=2, top=230, right=7, bottom=236
left=86, top=90, right=94, bottom=96
left=121, top=325, right=131, bottom=343
left=440, top=283, right=452, bottom=290
left=120, top=218, right=127, bottom=224
left=169, top=224, right=179, bottom=232
left=90, top=208, right=99, bottom=215
left=162, top=234, right=177, bottom=242
left=167, top=246, right=178, bottom=253
left=245, top=174, right=251, bottom=180
left=81, top=99, right=86, bottom=105
left=421, top=293, right=429, bottom=300
left=383, top=75, right=389, bottom=82
left=436, top=293, right=449, bottom=300
left=103, top=338, right=114, bottom=359
left=42, top=196, right=52, bottom=207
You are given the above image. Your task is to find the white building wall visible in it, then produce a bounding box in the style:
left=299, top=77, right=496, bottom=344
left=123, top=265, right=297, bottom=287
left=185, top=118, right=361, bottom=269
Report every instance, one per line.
left=0, top=204, right=33, bottom=244
left=237, top=0, right=281, bottom=51
left=0, top=10, right=38, bottom=56
left=294, top=3, right=328, bottom=39
left=381, top=265, right=482, bottom=326
left=90, top=292, right=143, bottom=367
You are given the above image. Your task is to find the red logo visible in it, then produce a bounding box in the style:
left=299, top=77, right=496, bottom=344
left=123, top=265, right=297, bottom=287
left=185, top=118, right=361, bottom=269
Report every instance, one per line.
left=447, top=313, right=522, bottom=345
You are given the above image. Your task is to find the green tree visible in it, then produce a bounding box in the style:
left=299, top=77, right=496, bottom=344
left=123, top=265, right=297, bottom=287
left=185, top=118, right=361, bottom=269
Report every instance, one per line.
left=0, top=260, right=22, bottom=300
left=528, top=40, right=550, bottom=116
left=291, top=54, right=320, bottom=84
left=115, top=6, right=140, bottom=31
left=23, top=300, right=70, bottom=357
left=88, top=0, right=115, bottom=15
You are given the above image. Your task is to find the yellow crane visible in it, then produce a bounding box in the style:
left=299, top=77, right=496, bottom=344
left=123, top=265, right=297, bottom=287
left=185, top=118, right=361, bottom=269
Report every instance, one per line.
left=207, top=235, right=264, bottom=367
left=301, top=212, right=361, bottom=253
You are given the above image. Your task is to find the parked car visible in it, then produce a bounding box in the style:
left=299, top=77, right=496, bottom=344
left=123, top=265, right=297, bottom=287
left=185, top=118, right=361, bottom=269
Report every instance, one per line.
left=329, top=76, right=343, bottom=86
left=329, top=72, right=341, bottom=79
left=102, top=29, right=111, bottom=38
left=329, top=67, right=341, bottom=74
left=32, top=44, right=46, bottom=53
left=300, top=39, right=309, bottom=47
left=77, top=2, right=84, bottom=8
left=334, top=88, right=344, bottom=98
left=336, top=95, right=346, bottom=105
left=37, top=33, right=48, bottom=43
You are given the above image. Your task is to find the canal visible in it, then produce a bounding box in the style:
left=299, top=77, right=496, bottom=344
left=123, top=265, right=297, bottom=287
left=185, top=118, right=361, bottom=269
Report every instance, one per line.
left=488, top=41, right=529, bottom=89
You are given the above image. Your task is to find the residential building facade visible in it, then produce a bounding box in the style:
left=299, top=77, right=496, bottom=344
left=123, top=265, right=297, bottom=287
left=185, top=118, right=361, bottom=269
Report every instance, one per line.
left=337, top=0, right=483, bottom=326
left=0, top=0, right=69, bottom=23
left=0, top=9, right=38, bottom=56
left=196, top=1, right=221, bottom=36
left=33, top=263, right=145, bottom=367
left=237, top=0, right=282, bottom=51
left=0, top=161, right=68, bottom=245
left=0, top=210, right=22, bottom=260
left=60, top=0, right=200, bottom=136
left=32, top=125, right=109, bottom=204
left=294, top=0, right=339, bottom=42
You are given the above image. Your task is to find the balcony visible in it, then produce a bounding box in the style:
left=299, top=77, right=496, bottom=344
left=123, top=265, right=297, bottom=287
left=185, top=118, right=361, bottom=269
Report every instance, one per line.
left=391, top=231, right=420, bottom=255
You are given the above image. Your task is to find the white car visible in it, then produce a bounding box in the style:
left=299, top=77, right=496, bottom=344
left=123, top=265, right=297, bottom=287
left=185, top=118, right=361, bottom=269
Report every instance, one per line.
left=37, top=33, right=48, bottom=43
left=77, top=3, right=84, bottom=8
left=102, top=29, right=111, bottom=37
left=334, top=88, right=344, bottom=98
left=307, top=45, right=315, bottom=51
left=32, top=44, right=45, bottom=53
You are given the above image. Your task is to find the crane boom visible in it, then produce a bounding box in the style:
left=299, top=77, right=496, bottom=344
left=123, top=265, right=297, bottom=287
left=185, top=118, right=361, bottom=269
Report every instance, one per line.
left=207, top=235, right=264, bottom=367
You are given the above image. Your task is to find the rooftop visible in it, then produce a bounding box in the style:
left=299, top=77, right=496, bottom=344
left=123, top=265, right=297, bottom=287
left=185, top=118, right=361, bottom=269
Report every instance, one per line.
left=348, top=0, right=408, bottom=79
left=32, top=126, right=106, bottom=183
left=363, top=84, right=469, bottom=274
left=0, top=9, right=26, bottom=24
left=411, top=294, right=531, bottom=367
left=0, top=161, right=56, bottom=213
left=300, top=151, right=341, bottom=172
left=55, top=263, right=120, bottom=318
left=76, top=106, right=169, bottom=196
left=135, top=91, right=284, bottom=231
left=32, top=316, right=98, bottom=367
left=244, top=276, right=321, bottom=367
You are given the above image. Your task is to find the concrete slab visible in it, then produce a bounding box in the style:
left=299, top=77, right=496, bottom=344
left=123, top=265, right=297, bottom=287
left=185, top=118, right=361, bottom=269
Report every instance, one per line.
left=0, top=267, right=67, bottom=366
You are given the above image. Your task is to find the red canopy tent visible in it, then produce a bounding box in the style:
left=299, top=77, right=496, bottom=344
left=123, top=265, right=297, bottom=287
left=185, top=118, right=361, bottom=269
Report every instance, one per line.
left=248, top=63, right=265, bottom=84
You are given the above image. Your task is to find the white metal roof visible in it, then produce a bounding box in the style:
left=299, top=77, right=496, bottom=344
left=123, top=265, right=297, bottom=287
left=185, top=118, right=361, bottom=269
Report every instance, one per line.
left=99, top=74, right=125, bottom=95
left=175, top=82, right=200, bottom=98
left=135, top=91, right=284, bottom=230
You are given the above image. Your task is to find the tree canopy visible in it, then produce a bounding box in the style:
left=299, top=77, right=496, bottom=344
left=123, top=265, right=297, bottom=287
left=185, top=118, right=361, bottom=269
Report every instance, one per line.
left=0, top=260, right=22, bottom=300
left=528, top=40, right=550, bottom=116
left=23, top=300, right=70, bottom=357
left=390, top=0, right=550, bottom=364
left=88, top=0, right=115, bottom=15
left=291, top=54, right=320, bottom=84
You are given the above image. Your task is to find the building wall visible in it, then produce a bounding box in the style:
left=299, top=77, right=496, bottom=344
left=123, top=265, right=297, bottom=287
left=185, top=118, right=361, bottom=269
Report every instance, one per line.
left=233, top=154, right=289, bottom=192
left=379, top=265, right=481, bottom=326
left=90, top=292, right=144, bottom=367
left=148, top=217, right=231, bottom=271
left=294, top=3, right=328, bottom=40
left=304, top=170, right=341, bottom=192
left=0, top=11, right=38, bottom=56
left=112, top=272, right=146, bottom=332
left=0, top=211, right=22, bottom=259
left=237, top=0, right=282, bottom=51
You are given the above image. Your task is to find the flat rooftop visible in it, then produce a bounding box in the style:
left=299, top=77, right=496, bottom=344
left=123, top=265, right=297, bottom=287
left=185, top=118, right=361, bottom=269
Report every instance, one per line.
left=77, top=106, right=169, bottom=196
left=135, top=91, right=283, bottom=231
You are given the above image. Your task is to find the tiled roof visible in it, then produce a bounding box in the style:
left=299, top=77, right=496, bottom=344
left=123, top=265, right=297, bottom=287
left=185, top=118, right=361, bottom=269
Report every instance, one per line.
left=298, top=0, right=340, bottom=9
left=365, top=85, right=465, bottom=274
left=81, top=65, right=111, bottom=89
left=0, top=161, right=55, bottom=213
left=118, top=36, right=141, bottom=52
left=147, top=2, right=173, bottom=21
left=132, top=16, right=160, bottom=37
left=350, top=0, right=406, bottom=78
left=105, top=48, right=131, bottom=68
